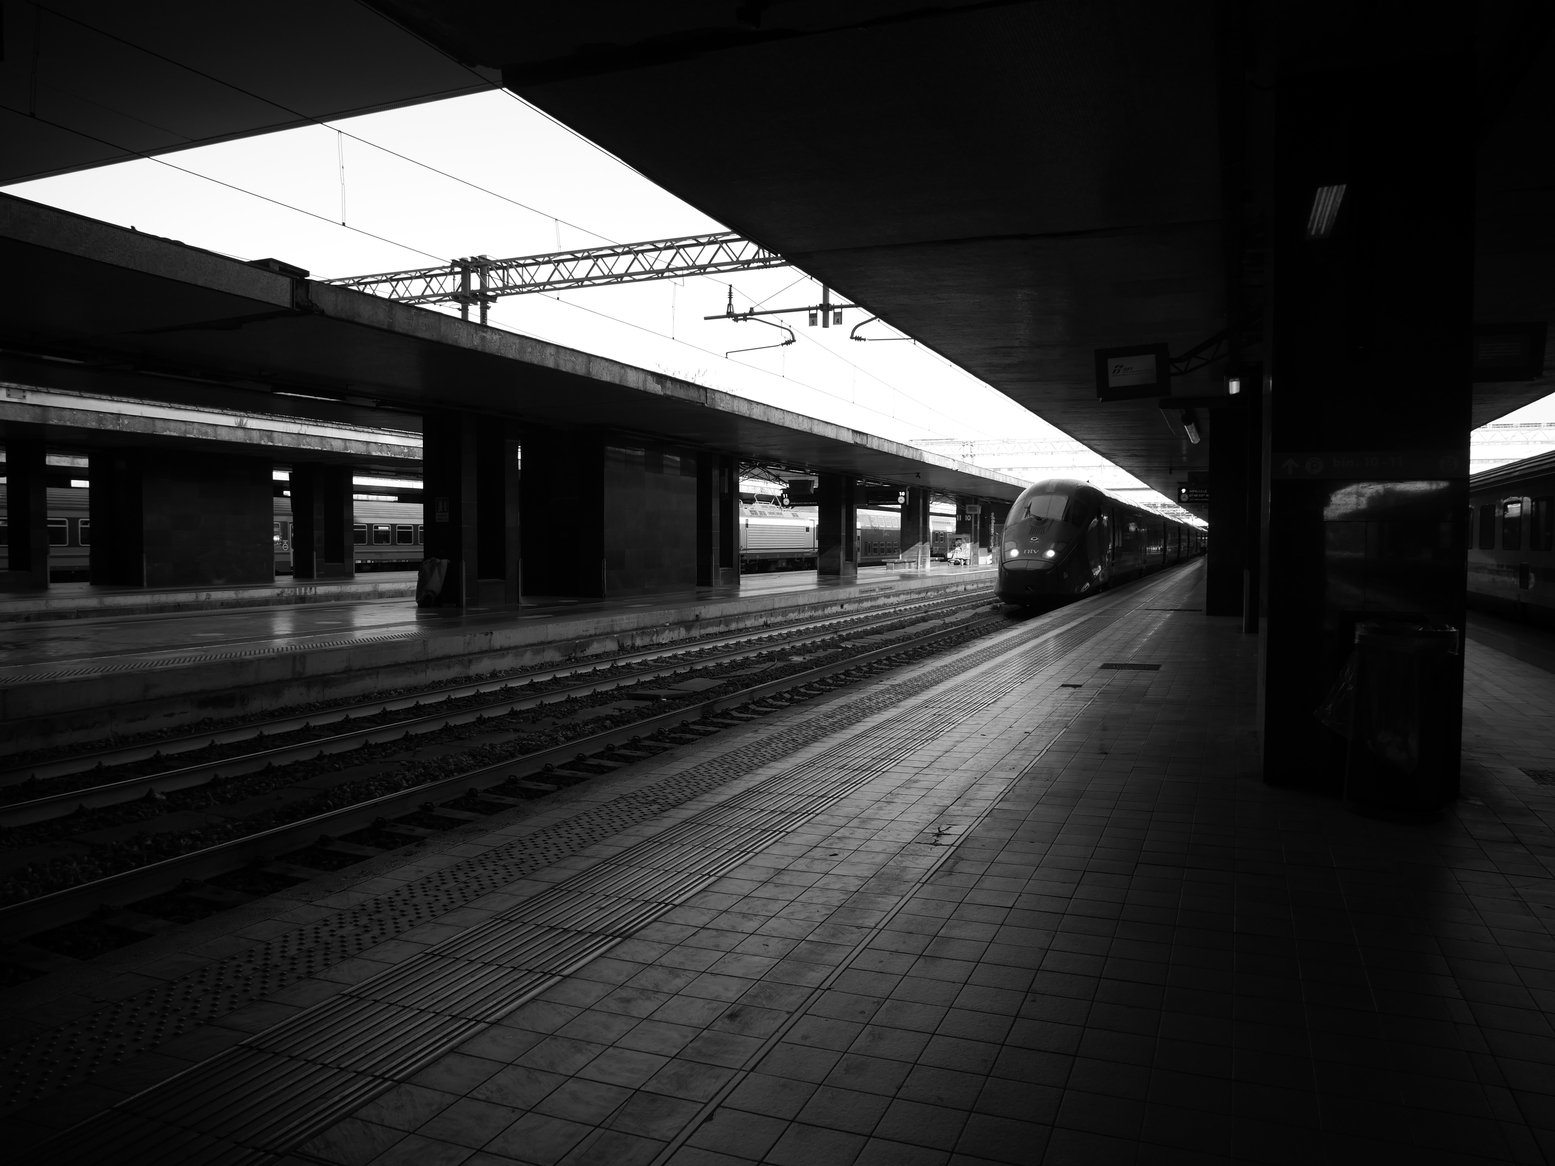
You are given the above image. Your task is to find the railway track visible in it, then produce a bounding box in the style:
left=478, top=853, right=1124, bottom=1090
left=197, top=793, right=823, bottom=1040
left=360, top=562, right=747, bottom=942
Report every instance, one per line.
left=0, top=596, right=1007, bottom=951
left=0, top=588, right=989, bottom=796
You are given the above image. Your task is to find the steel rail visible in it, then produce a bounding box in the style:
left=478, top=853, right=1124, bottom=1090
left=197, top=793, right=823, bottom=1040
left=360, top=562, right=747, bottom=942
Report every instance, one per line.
left=0, top=613, right=1006, bottom=940
left=0, top=600, right=992, bottom=826
left=1, top=587, right=990, bottom=790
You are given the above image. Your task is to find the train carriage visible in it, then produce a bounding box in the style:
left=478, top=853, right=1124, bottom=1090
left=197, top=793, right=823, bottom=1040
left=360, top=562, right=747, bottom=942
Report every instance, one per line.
left=1468, top=449, right=1555, bottom=629
left=996, top=478, right=1205, bottom=606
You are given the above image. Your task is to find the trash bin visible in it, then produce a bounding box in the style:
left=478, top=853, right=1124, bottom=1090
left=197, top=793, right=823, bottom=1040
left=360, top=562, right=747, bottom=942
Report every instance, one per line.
left=1343, top=622, right=1460, bottom=817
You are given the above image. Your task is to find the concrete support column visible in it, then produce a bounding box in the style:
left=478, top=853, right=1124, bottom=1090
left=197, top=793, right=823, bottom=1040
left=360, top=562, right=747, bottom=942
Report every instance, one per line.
left=142, top=453, right=272, bottom=587
left=476, top=425, right=521, bottom=606
left=816, top=473, right=857, bottom=579
left=88, top=451, right=144, bottom=587
left=976, top=506, right=994, bottom=564
left=290, top=464, right=354, bottom=581
left=955, top=503, right=976, bottom=565
left=1, top=437, right=49, bottom=590
left=899, top=486, right=931, bottom=569
left=1206, top=403, right=1250, bottom=616
left=424, top=411, right=521, bottom=608
left=520, top=427, right=604, bottom=599
left=697, top=454, right=739, bottom=586
left=1258, top=21, right=1471, bottom=789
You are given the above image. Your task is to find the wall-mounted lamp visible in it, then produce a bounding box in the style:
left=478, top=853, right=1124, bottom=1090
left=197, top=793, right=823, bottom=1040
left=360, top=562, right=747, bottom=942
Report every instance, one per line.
left=1227, top=376, right=1241, bottom=396
left=1180, top=410, right=1201, bottom=444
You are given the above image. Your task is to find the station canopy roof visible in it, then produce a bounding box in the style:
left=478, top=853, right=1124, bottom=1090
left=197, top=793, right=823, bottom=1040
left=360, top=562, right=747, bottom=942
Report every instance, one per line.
left=0, top=194, right=1024, bottom=501
left=2, top=2, right=1550, bottom=503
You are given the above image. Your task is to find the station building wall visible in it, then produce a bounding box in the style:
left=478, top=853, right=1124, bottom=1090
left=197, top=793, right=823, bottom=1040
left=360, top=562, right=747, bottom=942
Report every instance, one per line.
left=141, top=454, right=273, bottom=587
left=603, top=443, right=698, bottom=595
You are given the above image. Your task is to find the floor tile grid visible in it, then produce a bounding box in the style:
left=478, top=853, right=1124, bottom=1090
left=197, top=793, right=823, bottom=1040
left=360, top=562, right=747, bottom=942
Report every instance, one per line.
left=293, top=581, right=1200, bottom=1162
left=2, top=580, right=1099, bottom=1123
left=658, top=616, right=1244, bottom=1166
left=18, top=581, right=1194, bottom=1166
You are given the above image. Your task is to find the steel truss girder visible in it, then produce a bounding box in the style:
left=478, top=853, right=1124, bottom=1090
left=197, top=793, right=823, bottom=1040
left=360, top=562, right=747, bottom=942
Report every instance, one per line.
left=325, top=232, right=787, bottom=306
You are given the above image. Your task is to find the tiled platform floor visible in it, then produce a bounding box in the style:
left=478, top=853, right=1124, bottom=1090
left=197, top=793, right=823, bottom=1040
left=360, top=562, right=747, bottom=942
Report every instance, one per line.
left=8, top=559, right=1555, bottom=1164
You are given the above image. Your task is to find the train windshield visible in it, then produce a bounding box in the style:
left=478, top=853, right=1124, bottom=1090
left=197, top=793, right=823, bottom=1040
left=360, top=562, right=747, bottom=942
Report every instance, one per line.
left=1004, top=486, right=1088, bottom=559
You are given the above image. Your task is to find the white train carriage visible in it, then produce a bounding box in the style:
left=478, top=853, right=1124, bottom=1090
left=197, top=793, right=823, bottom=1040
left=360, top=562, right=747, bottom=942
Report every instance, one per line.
left=739, top=503, right=816, bottom=572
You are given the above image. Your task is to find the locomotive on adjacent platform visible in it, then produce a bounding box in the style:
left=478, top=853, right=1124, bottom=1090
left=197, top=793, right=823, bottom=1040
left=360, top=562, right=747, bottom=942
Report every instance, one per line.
left=1468, top=448, right=1555, bottom=629
left=996, top=478, right=1205, bottom=606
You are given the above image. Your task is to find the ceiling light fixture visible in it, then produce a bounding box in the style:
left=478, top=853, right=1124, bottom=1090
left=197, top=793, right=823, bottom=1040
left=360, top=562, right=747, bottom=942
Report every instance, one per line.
left=1306, top=184, right=1347, bottom=240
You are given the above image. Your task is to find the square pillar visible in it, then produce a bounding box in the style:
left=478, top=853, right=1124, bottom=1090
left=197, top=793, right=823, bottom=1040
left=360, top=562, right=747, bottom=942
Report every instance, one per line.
left=1, top=437, right=49, bottom=590
left=476, top=425, right=521, bottom=606
left=290, top=464, right=354, bottom=581
left=519, top=427, right=605, bottom=599
left=816, top=473, right=857, bottom=579
left=1258, top=28, right=1471, bottom=789
left=1206, top=403, right=1250, bottom=616
left=88, top=451, right=144, bottom=586
left=424, top=411, right=522, bottom=608
left=976, top=506, right=994, bottom=563
left=698, top=454, right=739, bottom=586
left=899, top=486, right=931, bottom=569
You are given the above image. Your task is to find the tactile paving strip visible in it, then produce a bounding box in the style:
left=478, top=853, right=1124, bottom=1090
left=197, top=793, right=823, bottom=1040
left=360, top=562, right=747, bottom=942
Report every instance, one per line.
left=1, top=574, right=1195, bottom=1117
left=24, top=597, right=1178, bottom=1164
left=0, top=630, right=423, bottom=686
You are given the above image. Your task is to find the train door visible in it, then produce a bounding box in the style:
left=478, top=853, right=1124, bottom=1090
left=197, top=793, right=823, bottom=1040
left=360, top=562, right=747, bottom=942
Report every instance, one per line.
left=1086, top=511, right=1110, bottom=586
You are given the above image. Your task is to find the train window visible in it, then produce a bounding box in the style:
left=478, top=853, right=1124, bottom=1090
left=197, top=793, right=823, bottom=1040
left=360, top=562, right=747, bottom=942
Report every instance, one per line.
left=353, top=524, right=367, bottom=545
left=1478, top=505, right=1495, bottom=550
left=272, top=522, right=282, bottom=545
left=372, top=524, right=392, bottom=545
left=395, top=525, right=415, bottom=545
left=415, top=525, right=424, bottom=545
left=78, top=519, right=90, bottom=546
left=1503, top=499, right=1523, bottom=551
left=1533, top=497, right=1554, bottom=553
left=48, top=519, right=69, bottom=546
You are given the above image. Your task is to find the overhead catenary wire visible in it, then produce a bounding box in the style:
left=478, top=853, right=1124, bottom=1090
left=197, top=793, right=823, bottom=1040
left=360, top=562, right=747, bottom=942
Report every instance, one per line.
left=14, top=4, right=1009, bottom=443
left=25, top=2, right=621, bottom=246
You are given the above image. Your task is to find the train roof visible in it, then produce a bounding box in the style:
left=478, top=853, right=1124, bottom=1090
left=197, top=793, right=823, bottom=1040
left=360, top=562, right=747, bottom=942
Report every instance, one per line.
left=1013, top=477, right=1193, bottom=526
left=1471, top=447, right=1555, bottom=492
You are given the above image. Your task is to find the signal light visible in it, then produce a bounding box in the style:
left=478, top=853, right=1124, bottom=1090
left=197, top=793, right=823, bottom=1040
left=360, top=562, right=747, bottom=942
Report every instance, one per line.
left=808, top=310, right=817, bottom=326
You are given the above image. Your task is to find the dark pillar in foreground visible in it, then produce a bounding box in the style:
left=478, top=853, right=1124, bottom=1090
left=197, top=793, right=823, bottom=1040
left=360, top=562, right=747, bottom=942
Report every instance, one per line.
left=89, top=451, right=143, bottom=586
left=424, top=412, right=522, bottom=608
left=697, top=454, right=739, bottom=586
left=899, top=486, right=930, bottom=569
left=816, top=473, right=857, bottom=579
left=1258, top=21, right=1471, bottom=788
left=1, top=437, right=49, bottom=590
left=290, top=464, right=354, bottom=581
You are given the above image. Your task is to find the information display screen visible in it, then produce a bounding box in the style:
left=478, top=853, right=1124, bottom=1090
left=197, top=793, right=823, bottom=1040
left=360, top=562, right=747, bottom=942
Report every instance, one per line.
left=1095, top=343, right=1170, bottom=401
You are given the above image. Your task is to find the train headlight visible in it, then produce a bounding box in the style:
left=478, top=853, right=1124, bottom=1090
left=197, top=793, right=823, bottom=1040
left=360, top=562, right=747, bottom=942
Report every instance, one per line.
left=1044, top=548, right=1057, bottom=558
left=1004, top=545, right=1019, bottom=559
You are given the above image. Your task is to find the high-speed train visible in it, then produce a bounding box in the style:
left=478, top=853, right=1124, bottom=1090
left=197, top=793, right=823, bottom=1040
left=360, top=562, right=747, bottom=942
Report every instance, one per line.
left=1468, top=448, right=1554, bottom=629
left=996, top=478, right=1205, bottom=606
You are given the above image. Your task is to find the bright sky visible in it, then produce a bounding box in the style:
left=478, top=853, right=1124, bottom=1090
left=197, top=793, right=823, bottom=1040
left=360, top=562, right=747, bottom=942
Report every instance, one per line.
left=5, top=88, right=1545, bottom=512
